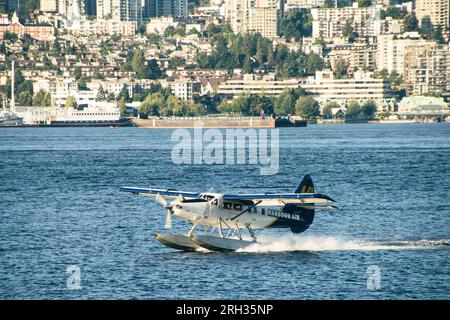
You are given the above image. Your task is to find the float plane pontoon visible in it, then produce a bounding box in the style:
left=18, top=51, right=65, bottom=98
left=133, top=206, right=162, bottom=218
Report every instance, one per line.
left=120, top=175, right=336, bottom=252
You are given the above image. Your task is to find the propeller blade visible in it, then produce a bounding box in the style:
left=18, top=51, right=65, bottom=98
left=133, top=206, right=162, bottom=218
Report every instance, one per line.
left=155, top=193, right=168, bottom=207
left=164, top=208, right=172, bottom=228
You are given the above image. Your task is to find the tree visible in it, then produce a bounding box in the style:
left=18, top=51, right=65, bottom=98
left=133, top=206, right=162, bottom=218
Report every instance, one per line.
left=174, top=23, right=186, bottom=37
left=65, top=96, right=77, bottom=109
left=32, top=90, right=51, bottom=107
left=280, top=9, right=313, bottom=41
left=18, top=92, right=32, bottom=106
left=117, top=86, right=130, bottom=102
left=295, top=96, right=320, bottom=118
left=168, top=56, right=186, bottom=69
left=163, top=26, right=176, bottom=37
left=433, top=25, right=445, bottom=44
left=403, top=14, right=419, bottom=32
left=361, top=100, right=377, bottom=119
left=3, top=31, right=18, bottom=42
left=274, top=88, right=302, bottom=115
left=334, top=58, right=349, bottom=79
left=322, top=101, right=340, bottom=119
left=96, top=85, right=107, bottom=101
left=356, top=0, right=372, bottom=7
left=139, top=93, right=165, bottom=116
left=419, top=16, right=434, bottom=39
left=147, top=59, right=163, bottom=80
left=79, top=77, right=89, bottom=91
left=74, top=67, right=82, bottom=80
left=346, top=101, right=361, bottom=119
left=131, top=49, right=148, bottom=78
left=305, top=53, right=324, bottom=75
left=119, top=97, right=127, bottom=117
left=243, top=56, right=255, bottom=74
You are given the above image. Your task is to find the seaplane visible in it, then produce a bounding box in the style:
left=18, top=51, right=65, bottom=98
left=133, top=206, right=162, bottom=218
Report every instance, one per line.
left=119, top=175, right=336, bottom=252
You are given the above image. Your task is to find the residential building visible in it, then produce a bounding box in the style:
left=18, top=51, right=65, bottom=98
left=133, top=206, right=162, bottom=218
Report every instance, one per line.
left=300, top=71, right=396, bottom=110
left=224, top=0, right=285, bottom=39
left=97, top=0, right=142, bottom=21
left=217, top=73, right=300, bottom=97
left=142, top=0, right=189, bottom=19
left=171, top=79, right=201, bottom=101
left=376, top=32, right=432, bottom=75
left=40, top=0, right=58, bottom=12
left=414, top=0, right=449, bottom=33
left=218, top=71, right=396, bottom=110
left=403, top=42, right=450, bottom=96
left=311, top=3, right=380, bottom=39
left=329, top=43, right=377, bottom=73
left=67, top=17, right=137, bottom=36
left=0, top=12, right=55, bottom=41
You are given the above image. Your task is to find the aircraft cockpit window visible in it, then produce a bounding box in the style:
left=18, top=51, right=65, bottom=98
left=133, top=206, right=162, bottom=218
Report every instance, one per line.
left=212, top=199, right=218, bottom=206
left=233, top=204, right=242, bottom=211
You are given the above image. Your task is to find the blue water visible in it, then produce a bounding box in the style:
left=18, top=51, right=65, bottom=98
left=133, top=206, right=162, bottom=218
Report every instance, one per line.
left=0, top=124, right=449, bottom=299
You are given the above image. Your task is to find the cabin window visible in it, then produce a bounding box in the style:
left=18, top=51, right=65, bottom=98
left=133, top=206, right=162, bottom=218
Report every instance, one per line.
left=223, top=202, right=232, bottom=209
left=233, top=204, right=242, bottom=211
left=261, top=208, right=266, bottom=215
left=252, top=207, right=257, bottom=214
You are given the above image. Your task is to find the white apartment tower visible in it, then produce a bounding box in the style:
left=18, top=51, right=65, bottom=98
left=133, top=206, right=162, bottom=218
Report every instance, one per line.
left=224, top=0, right=285, bottom=39
left=414, top=0, right=449, bottom=32
left=97, top=0, right=142, bottom=21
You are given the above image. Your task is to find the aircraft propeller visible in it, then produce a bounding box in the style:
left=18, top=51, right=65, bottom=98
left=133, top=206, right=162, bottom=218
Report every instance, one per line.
left=155, top=194, right=174, bottom=228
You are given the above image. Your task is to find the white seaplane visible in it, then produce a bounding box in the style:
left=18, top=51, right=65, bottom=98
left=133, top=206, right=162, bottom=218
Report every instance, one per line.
left=119, top=175, right=336, bottom=252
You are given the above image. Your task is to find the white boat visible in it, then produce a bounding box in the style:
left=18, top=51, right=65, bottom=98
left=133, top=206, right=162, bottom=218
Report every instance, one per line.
left=0, top=110, right=23, bottom=127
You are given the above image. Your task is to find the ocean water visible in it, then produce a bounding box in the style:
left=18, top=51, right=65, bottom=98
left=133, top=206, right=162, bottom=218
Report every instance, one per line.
left=0, top=124, right=449, bottom=299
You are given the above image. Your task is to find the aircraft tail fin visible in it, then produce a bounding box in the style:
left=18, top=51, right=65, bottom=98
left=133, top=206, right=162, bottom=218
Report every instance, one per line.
left=295, top=175, right=314, bottom=193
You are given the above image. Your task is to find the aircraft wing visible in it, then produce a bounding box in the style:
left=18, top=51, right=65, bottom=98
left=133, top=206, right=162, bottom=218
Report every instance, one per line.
left=222, top=193, right=335, bottom=204
left=119, top=187, right=201, bottom=199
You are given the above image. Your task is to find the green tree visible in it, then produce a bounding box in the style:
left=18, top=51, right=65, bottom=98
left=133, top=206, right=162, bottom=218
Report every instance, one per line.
left=243, top=56, right=255, bottom=74
left=334, top=58, right=349, bottom=79
left=168, top=56, right=186, bottom=69
left=174, top=23, right=186, bottom=36
left=403, top=14, right=419, bottom=32
left=295, top=96, right=320, bottom=118
left=96, top=85, right=107, bottom=101
left=433, top=25, right=445, bottom=44
left=419, top=16, right=434, bottom=39
left=18, top=92, right=32, bottom=106
left=346, top=100, right=361, bottom=119
left=139, top=93, right=165, bottom=116
left=117, top=86, right=130, bottom=102
left=274, top=88, right=302, bottom=115
left=164, top=26, right=176, bottom=37
left=74, top=67, right=82, bottom=80
left=361, top=100, right=377, bottom=119
left=305, top=53, right=324, bottom=75
left=32, top=89, right=51, bottom=107
left=280, top=9, right=313, bottom=41
left=65, top=96, right=77, bottom=109
left=322, top=101, right=340, bottom=118
left=119, top=97, right=127, bottom=117
left=3, top=31, right=18, bottom=42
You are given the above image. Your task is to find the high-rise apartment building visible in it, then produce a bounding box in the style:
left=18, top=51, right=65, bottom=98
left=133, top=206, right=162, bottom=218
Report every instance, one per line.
left=142, top=0, right=188, bottom=20
left=311, top=2, right=380, bottom=39
left=224, top=0, right=285, bottom=39
left=97, top=0, right=142, bottom=21
left=414, top=0, right=449, bottom=32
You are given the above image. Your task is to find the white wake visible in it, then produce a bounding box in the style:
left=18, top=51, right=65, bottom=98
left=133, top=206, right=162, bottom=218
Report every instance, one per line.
left=236, top=234, right=450, bottom=253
